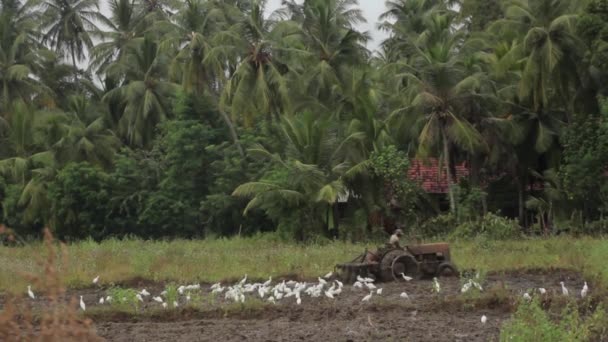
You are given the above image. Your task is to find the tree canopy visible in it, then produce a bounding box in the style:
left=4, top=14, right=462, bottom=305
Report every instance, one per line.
left=1, top=0, right=607, bottom=241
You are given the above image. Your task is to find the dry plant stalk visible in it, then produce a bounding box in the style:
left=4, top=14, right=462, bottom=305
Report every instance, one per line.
left=0, top=227, right=103, bottom=341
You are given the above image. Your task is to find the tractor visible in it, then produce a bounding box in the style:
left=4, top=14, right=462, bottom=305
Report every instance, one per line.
left=335, top=242, right=458, bottom=283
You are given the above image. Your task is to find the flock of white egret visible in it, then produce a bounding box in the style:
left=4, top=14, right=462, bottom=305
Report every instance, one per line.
left=25, top=271, right=591, bottom=327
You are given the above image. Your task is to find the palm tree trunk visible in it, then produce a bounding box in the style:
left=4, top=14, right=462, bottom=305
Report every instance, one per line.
left=219, top=109, right=245, bottom=158
left=442, top=129, right=456, bottom=213
left=71, top=44, right=78, bottom=84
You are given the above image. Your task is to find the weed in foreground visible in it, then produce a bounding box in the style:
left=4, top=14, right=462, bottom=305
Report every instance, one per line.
left=500, top=298, right=608, bottom=342
left=0, top=228, right=101, bottom=341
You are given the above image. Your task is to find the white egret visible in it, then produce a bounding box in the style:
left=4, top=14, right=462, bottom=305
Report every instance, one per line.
left=400, top=292, right=409, bottom=299
left=362, top=291, right=373, bottom=302
left=178, top=285, right=185, bottom=295
left=79, top=296, right=86, bottom=311
left=481, top=315, right=487, bottom=324
left=173, top=301, right=179, bottom=307
left=581, top=282, right=589, bottom=298
left=538, top=288, right=546, bottom=295
left=27, top=285, right=35, bottom=299
left=523, top=293, right=532, bottom=302
left=363, top=277, right=374, bottom=283
left=267, top=296, right=276, bottom=304
left=162, top=302, right=168, bottom=309
left=376, top=288, right=383, bottom=295
left=99, top=297, right=105, bottom=304
left=560, top=282, right=569, bottom=296
left=324, top=272, right=333, bottom=279
left=296, top=297, right=301, bottom=305
left=325, top=290, right=334, bottom=299
left=401, top=273, right=413, bottom=282
left=153, top=296, right=163, bottom=303
left=472, top=281, right=483, bottom=292
left=105, top=296, right=112, bottom=302
left=186, top=295, right=191, bottom=302
left=353, top=281, right=363, bottom=289
left=318, top=277, right=327, bottom=285
left=335, top=280, right=343, bottom=288
left=92, top=276, right=99, bottom=284
left=263, top=277, right=272, bottom=287
left=366, top=282, right=377, bottom=290
left=140, top=289, right=150, bottom=296
left=136, top=294, right=144, bottom=302
left=239, top=275, right=248, bottom=286
left=433, top=277, right=441, bottom=293
left=461, top=281, right=472, bottom=293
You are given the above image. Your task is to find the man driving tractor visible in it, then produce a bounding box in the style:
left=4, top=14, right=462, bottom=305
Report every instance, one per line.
left=389, top=228, right=404, bottom=248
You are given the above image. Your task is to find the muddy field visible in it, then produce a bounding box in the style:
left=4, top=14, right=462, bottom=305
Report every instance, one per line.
left=73, top=269, right=584, bottom=342
left=0, top=269, right=586, bottom=341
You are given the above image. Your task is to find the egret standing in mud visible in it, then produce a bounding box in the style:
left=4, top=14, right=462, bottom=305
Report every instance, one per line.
left=27, top=285, right=35, bottom=299
left=581, top=282, right=588, bottom=298
left=538, top=288, right=546, bottom=295
left=400, top=292, right=409, bottom=299
left=523, top=293, right=532, bottom=302
left=92, top=276, right=99, bottom=284
left=80, top=296, right=86, bottom=311
left=433, top=278, right=441, bottom=293
left=362, top=291, right=373, bottom=302
left=560, top=282, right=569, bottom=296
left=481, top=315, right=487, bottom=324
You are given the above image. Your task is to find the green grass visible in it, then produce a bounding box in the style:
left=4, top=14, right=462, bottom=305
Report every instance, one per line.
left=0, top=234, right=607, bottom=295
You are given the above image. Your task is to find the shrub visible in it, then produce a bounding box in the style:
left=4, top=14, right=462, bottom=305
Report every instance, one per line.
left=450, top=213, right=521, bottom=240
left=417, top=213, right=457, bottom=238
left=500, top=299, right=608, bottom=342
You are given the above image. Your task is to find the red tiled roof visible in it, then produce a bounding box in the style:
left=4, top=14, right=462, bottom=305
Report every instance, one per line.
left=408, top=158, right=469, bottom=194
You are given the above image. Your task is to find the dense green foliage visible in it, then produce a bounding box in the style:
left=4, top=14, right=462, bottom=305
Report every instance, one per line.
left=500, top=299, right=608, bottom=341
left=1, top=0, right=608, bottom=241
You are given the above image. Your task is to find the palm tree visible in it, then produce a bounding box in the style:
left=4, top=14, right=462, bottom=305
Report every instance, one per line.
left=220, top=0, right=293, bottom=126
left=41, top=0, right=107, bottom=80
left=0, top=0, right=45, bottom=115
left=284, top=0, right=370, bottom=112
left=52, top=95, right=122, bottom=168
left=103, top=35, right=180, bottom=147
left=386, top=13, right=487, bottom=213
left=499, top=0, right=583, bottom=115
left=0, top=101, right=58, bottom=224
left=233, top=111, right=367, bottom=239
left=89, top=0, right=141, bottom=75
left=159, top=0, right=225, bottom=94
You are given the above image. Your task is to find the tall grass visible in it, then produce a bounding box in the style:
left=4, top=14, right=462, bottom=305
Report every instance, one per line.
left=0, top=234, right=606, bottom=294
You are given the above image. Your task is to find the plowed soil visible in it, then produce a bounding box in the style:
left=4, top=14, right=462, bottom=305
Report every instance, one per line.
left=81, top=269, right=584, bottom=342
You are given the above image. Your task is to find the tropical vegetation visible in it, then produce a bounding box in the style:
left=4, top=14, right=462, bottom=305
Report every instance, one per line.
left=1, top=0, right=608, bottom=241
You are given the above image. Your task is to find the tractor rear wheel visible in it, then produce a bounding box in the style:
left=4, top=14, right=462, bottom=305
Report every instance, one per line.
left=379, top=250, right=421, bottom=282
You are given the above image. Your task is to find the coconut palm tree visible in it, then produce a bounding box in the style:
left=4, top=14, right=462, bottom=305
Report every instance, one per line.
left=233, top=111, right=367, bottom=239
left=499, top=0, right=583, bottom=115
left=52, top=95, right=122, bottom=168
left=0, top=0, right=45, bottom=115
left=284, top=0, right=370, bottom=113
left=41, top=0, right=107, bottom=80
left=89, top=0, right=141, bottom=75
left=103, top=35, right=180, bottom=147
left=386, top=13, right=487, bottom=213
left=219, top=0, right=293, bottom=126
